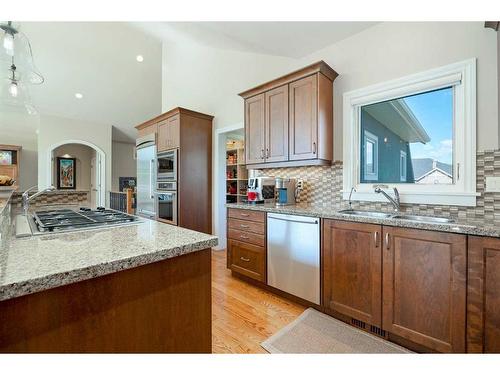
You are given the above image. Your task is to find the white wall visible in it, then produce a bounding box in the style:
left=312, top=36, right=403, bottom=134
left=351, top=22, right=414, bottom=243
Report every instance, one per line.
left=162, top=41, right=295, bottom=128
left=0, top=112, right=39, bottom=190
left=52, top=143, right=93, bottom=190
left=111, top=141, right=136, bottom=191
left=37, top=114, right=112, bottom=200
left=293, top=22, right=499, bottom=159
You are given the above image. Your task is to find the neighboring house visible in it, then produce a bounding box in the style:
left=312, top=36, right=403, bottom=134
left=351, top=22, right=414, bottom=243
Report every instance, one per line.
left=412, top=158, right=453, bottom=184
left=360, top=98, right=430, bottom=184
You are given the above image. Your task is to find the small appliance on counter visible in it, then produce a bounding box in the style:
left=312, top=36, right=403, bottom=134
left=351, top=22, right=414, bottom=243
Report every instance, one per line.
left=247, top=177, right=275, bottom=204
left=275, top=177, right=297, bottom=206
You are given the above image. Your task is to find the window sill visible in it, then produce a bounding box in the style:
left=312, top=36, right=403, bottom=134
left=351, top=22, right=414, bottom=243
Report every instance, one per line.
left=342, top=191, right=479, bottom=207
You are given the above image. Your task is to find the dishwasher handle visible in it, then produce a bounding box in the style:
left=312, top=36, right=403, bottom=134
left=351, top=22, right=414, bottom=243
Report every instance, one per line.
left=267, top=213, right=318, bottom=225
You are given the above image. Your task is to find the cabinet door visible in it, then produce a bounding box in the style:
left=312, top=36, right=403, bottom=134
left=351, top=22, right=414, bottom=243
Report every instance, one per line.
left=245, top=94, right=265, bottom=164
left=158, top=115, right=180, bottom=152
left=467, top=236, right=500, bottom=353
left=227, top=239, right=266, bottom=282
left=382, top=227, right=466, bottom=352
left=322, top=220, right=382, bottom=326
left=265, top=85, right=288, bottom=163
left=289, top=75, right=318, bottom=161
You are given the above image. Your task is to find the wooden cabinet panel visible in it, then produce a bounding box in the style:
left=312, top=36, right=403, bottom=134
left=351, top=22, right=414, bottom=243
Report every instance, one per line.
left=467, top=236, right=500, bottom=353
left=289, top=75, right=318, bottom=161
left=382, top=227, right=466, bottom=353
left=245, top=94, right=265, bottom=164
left=158, top=115, right=180, bottom=152
left=227, top=208, right=265, bottom=223
left=322, top=220, right=382, bottom=326
left=265, top=85, right=288, bottom=163
left=228, top=239, right=266, bottom=282
left=228, top=228, right=265, bottom=247
left=137, top=124, right=157, bottom=138
left=228, top=218, right=265, bottom=235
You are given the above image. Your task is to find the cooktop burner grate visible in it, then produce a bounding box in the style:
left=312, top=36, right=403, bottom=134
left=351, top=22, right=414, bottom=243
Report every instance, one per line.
left=33, top=208, right=139, bottom=232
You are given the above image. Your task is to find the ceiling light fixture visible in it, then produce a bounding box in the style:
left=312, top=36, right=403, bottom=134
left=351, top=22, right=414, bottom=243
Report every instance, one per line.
left=0, top=21, right=44, bottom=115
left=75, top=93, right=83, bottom=99
left=136, top=55, right=144, bottom=62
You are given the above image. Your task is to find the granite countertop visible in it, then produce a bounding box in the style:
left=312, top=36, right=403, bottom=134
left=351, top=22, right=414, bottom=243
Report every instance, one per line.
left=0, top=212, right=218, bottom=302
left=0, top=190, right=14, bottom=217
left=226, top=202, right=500, bottom=238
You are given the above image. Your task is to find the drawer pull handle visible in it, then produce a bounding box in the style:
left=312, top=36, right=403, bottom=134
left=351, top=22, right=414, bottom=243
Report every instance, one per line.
left=240, top=235, right=250, bottom=240
left=240, top=257, right=251, bottom=262
left=240, top=224, right=250, bottom=228
left=240, top=213, right=250, bottom=217
left=385, top=233, right=391, bottom=250
left=374, top=231, right=379, bottom=248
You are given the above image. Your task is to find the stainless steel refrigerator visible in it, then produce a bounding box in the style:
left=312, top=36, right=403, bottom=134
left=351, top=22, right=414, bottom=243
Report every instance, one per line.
left=135, top=134, right=156, bottom=218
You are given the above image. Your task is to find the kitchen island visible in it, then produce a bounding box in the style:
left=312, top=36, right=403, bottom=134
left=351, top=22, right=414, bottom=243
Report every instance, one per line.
left=0, top=202, right=217, bottom=353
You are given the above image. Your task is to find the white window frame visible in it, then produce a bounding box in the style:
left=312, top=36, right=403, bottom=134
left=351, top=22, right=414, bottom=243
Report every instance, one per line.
left=343, top=59, right=477, bottom=206
left=400, top=150, right=407, bottom=182
left=363, top=130, right=379, bottom=181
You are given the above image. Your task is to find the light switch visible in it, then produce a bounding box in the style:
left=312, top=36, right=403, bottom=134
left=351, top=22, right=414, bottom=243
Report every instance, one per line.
left=485, top=176, right=500, bottom=192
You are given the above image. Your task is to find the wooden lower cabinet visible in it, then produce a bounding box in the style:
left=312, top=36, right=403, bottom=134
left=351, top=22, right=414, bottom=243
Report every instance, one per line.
left=467, top=236, right=500, bottom=353
left=227, top=239, right=266, bottom=282
left=322, top=220, right=467, bottom=353
left=382, top=227, right=467, bottom=353
left=322, top=220, right=382, bottom=327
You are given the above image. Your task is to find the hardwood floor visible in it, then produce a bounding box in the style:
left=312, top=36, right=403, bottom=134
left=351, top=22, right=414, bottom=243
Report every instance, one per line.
left=212, top=249, right=305, bottom=353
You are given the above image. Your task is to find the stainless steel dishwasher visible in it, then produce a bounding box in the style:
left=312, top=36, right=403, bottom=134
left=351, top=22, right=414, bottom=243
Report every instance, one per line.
left=267, top=213, right=320, bottom=304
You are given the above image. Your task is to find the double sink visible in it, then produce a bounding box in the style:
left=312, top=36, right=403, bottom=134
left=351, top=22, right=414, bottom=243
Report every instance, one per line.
left=338, top=209, right=455, bottom=224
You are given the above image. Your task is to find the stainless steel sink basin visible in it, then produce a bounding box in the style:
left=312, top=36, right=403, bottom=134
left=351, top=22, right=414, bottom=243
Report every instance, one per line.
left=392, top=214, right=455, bottom=224
left=338, top=209, right=393, bottom=219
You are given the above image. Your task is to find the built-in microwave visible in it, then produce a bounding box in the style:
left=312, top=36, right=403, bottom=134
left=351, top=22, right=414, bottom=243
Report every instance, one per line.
left=157, top=149, right=177, bottom=180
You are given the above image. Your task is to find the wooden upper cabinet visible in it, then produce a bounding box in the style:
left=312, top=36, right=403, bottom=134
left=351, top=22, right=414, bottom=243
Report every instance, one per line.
left=289, top=75, right=318, bottom=161
left=245, top=93, right=265, bottom=164
left=322, top=220, right=382, bottom=327
left=137, top=123, right=157, bottom=138
left=382, top=227, right=467, bottom=353
left=239, top=61, right=337, bottom=168
left=158, top=114, right=180, bottom=152
left=265, top=85, right=288, bottom=163
left=467, top=236, right=500, bottom=353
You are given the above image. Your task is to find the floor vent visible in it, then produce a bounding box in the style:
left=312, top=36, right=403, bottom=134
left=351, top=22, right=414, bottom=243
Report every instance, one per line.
left=350, top=318, right=366, bottom=329
left=370, top=325, right=387, bottom=338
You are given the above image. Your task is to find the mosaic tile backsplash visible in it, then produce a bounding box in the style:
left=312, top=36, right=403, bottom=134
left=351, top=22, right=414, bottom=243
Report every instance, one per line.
left=256, top=150, right=500, bottom=223
left=10, top=191, right=90, bottom=208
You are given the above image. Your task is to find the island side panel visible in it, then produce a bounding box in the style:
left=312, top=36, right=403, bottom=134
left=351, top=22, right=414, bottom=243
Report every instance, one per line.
left=0, top=249, right=211, bottom=353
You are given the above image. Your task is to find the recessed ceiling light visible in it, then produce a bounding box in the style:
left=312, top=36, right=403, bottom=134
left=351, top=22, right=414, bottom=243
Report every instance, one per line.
left=136, top=55, right=144, bottom=62
left=75, top=93, right=83, bottom=99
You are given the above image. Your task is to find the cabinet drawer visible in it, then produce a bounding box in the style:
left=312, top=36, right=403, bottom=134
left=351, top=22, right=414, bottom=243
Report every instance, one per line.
left=228, top=239, right=266, bottom=282
left=228, top=228, right=265, bottom=247
left=228, top=218, right=265, bottom=235
left=228, top=208, right=265, bottom=223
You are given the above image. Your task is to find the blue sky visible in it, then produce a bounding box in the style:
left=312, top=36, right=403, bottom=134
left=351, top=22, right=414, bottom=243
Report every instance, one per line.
left=403, top=87, right=453, bottom=165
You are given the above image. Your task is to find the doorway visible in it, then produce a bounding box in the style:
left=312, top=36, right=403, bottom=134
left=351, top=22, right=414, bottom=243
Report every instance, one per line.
left=48, top=140, right=105, bottom=207
left=213, top=123, right=245, bottom=250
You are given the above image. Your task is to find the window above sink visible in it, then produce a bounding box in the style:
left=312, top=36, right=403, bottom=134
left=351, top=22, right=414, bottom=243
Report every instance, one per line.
left=343, top=59, right=477, bottom=206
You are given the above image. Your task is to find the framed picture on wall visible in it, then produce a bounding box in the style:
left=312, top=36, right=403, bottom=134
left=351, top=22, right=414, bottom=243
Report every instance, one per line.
left=56, top=157, right=77, bottom=190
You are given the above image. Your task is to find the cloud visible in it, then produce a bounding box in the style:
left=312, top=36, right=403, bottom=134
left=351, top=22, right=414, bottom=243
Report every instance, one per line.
left=411, top=139, right=453, bottom=162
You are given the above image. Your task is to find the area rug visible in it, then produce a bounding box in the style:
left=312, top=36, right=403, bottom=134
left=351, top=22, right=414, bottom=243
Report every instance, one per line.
left=261, top=308, right=413, bottom=354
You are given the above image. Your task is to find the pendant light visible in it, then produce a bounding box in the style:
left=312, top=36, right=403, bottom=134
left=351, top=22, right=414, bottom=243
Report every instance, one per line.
left=1, top=21, right=44, bottom=84
left=0, top=21, right=43, bottom=114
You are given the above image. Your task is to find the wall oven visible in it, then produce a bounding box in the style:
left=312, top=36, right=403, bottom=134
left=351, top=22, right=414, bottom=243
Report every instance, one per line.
left=157, top=149, right=177, bottom=180
left=156, top=181, right=177, bottom=225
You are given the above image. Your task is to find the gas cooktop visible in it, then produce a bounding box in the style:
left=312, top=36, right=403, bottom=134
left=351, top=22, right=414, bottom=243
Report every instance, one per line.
left=31, top=207, right=141, bottom=234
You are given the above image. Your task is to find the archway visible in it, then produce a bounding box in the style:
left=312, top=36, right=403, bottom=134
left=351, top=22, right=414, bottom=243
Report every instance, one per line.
left=46, top=140, right=106, bottom=207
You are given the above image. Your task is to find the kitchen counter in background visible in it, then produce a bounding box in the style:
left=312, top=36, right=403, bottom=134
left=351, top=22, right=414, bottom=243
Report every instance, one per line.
left=226, top=202, right=500, bottom=238
left=0, top=207, right=218, bottom=302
